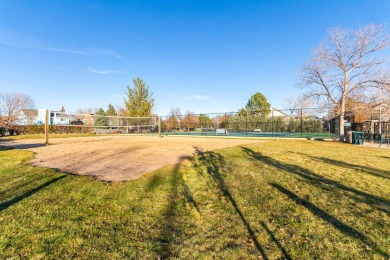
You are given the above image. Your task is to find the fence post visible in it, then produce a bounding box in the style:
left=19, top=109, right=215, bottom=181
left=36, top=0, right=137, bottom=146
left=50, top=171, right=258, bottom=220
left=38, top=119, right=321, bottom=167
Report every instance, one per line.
left=158, top=116, right=161, bottom=137
left=246, top=110, right=248, bottom=136
left=45, top=109, right=49, bottom=145
left=379, top=105, right=382, bottom=135
left=224, top=113, right=227, bottom=133
left=271, top=109, right=274, bottom=137
left=300, top=108, right=303, bottom=137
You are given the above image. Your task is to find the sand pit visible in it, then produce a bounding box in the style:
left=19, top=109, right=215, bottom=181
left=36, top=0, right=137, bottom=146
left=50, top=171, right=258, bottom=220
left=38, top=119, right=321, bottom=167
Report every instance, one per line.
left=1, top=135, right=264, bottom=182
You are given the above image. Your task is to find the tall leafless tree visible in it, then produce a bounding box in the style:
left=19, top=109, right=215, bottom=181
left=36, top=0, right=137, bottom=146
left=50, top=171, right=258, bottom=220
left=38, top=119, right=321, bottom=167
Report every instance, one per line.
left=0, top=92, right=35, bottom=125
left=283, top=95, right=317, bottom=118
left=181, top=110, right=198, bottom=131
left=167, top=107, right=182, bottom=130
left=299, top=24, right=390, bottom=140
left=74, top=107, right=99, bottom=115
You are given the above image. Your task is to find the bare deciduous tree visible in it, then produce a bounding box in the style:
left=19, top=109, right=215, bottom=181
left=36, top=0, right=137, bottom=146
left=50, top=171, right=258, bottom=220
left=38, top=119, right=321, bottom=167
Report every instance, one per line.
left=299, top=24, right=390, bottom=140
left=0, top=92, right=34, bottom=125
left=166, top=107, right=182, bottom=130
left=181, top=110, right=198, bottom=131
left=74, top=107, right=99, bottom=115
left=283, top=95, right=317, bottom=118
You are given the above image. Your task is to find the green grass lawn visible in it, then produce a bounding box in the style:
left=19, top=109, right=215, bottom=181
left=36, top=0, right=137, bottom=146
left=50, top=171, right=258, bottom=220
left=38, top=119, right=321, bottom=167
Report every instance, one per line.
left=0, top=140, right=389, bottom=259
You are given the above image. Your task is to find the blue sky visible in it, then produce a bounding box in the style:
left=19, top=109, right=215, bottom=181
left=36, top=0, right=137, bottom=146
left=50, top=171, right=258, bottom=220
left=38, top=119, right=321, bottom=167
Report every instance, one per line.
left=1, top=0, right=389, bottom=115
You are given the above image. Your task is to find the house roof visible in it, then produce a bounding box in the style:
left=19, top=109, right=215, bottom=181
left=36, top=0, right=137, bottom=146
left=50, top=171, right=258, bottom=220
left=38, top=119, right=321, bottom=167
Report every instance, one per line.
left=270, top=107, right=289, bottom=117
left=21, top=109, right=38, bottom=117
left=53, top=112, right=71, bottom=118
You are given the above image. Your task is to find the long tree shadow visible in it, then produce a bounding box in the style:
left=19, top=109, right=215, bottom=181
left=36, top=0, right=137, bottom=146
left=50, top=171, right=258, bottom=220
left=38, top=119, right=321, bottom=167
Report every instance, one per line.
left=0, top=145, right=14, bottom=151
left=0, top=175, right=67, bottom=212
left=157, top=162, right=181, bottom=258
left=270, top=183, right=388, bottom=258
left=295, top=152, right=390, bottom=180
left=189, top=146, right=268, bottom=259
left=0, top=174, right=47, bottom=198
left=260, top=221, right=292, bottom=260
left=155, top=155, right=200, bottom=258
left=241, top=147, right=390, bottom=213
left=1, top=143, right=48, bottom=149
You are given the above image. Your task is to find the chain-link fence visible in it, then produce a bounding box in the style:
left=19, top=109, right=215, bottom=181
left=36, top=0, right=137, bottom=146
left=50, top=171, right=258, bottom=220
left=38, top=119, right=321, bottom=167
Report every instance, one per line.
left=3, top=107, right=389, bottom=139
left=160, top=108, right=334, bottom=138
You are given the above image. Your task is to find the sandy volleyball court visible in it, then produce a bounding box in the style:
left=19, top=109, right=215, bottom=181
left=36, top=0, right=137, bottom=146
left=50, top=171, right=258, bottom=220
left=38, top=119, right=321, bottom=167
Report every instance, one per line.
left=1, top=135, right=263, bottom=182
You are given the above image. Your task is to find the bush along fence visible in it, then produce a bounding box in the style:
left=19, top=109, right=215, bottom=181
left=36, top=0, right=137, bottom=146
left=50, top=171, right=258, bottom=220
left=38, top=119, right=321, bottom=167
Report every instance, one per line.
left=0, top=124, right=94, bottom=136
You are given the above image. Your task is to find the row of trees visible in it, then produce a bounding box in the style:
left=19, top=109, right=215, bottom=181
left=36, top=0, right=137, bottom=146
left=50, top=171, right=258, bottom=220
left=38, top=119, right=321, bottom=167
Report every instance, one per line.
left=163, top=113, right=323, bottom=133
left=162, top=111, right=323, bottom=133
left=164, top=109, right=214, bottom=131
left=161, top=91, right=324, bottom=133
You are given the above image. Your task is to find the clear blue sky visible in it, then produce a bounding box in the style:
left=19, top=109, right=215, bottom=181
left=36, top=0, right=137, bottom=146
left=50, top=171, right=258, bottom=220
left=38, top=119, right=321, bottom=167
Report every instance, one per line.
left=1, top=0, right=389, bottom=115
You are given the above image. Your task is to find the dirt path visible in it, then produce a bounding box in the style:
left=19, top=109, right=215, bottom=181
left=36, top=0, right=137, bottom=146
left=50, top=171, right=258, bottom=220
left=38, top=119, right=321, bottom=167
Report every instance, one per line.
left=1, top=135, right=264, bottom=182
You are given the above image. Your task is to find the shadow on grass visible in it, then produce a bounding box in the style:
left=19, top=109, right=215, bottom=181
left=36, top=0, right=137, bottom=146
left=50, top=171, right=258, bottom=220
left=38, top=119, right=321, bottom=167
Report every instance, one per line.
left=0, top=175, right=67, bottom=212
left=157, top=162, right=181, bottom=258
left=270, top=183, right=388, bottom=258
left=260, top=221, right=292, bottom=260
left=242, top=147, right=390, bottom=213
left=241, top=147, right=388, bottom=258
left=0, top=145, right=14, bottom=151
left=298, top=153, right=390, bottom=180
left=0, top=174, right=47, bottom=198
left=156, top=155, right=199, bottom=258
left=145, top=173, right=165, bottom=192
left=189, top=146, right=268, bottom=259
left=0, top=141, right=48, bottom=149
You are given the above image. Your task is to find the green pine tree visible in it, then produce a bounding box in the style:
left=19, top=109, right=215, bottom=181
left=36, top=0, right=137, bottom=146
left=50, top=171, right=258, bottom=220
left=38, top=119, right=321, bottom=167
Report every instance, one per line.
left=94, top=108, right=109, bottom=126
left=199, top=114, right=212, bottom=127
left=246, top=92, right=271, bottom=117
left=124, top=77, right=154, bottom=117
left=106, top=103, right=117, bottom=116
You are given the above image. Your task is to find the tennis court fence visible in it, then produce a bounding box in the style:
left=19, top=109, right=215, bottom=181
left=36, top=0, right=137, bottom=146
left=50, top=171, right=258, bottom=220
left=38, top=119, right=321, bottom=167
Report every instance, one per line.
left=1, top=107, right=387, bottom=138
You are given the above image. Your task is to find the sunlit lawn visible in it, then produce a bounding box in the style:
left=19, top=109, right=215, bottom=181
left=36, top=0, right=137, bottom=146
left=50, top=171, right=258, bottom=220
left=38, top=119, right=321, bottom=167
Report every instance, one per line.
left=0, top=140, right=389, bottom=259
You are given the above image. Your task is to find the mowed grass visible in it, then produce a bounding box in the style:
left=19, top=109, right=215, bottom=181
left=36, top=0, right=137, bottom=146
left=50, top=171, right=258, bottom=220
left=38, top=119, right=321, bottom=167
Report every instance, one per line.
left=0, top=140, right=389, bottom=259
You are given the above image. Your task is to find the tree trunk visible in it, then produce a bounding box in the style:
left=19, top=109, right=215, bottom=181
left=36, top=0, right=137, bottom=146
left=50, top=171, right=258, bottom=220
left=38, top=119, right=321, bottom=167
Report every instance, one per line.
left=339, top=114, right=345, bottom=141
left=339, top=96, right=346, bottom=141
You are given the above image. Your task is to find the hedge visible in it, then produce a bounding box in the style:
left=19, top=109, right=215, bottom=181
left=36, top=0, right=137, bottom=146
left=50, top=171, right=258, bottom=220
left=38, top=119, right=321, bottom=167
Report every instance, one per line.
left=0, top=125, right=94, bottom=136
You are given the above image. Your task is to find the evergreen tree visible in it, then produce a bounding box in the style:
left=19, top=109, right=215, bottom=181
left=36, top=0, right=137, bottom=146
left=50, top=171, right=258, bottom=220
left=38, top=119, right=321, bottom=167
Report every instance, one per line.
left=60, top=106, right=65, bottom=112
left=124, top=77, right=154, bottom=117
left=94, top=108, right=109, bottom=126
left=106, top=103, right=117, bottom=116
left=199, top=114, right=212, bottom=127
left=246, top=92, right=271, bottom=117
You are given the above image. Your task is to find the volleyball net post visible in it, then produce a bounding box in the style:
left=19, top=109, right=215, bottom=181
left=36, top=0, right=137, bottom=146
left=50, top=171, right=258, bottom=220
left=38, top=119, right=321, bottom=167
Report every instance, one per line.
left=45, top=109, right=49, bottom=145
